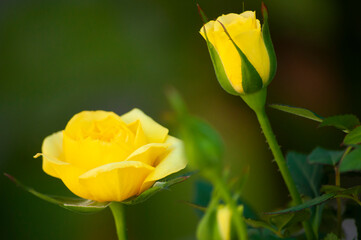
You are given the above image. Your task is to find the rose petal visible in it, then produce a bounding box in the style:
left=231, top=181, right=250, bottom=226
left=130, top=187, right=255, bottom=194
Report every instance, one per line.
left=79, top=161, right=154, bottom=202
left=124, top=143, right=170, bottom=166
left=63, top=133, right=133, bottom=170
left=42, top=131, right=65, bottom=178
left=126, top=120, right=149, bottom=148
left=121, top=108, right=169, bottom=143
left=41, top=131, right=94, bottom=198
left=140, top=136, right=187, bottom=192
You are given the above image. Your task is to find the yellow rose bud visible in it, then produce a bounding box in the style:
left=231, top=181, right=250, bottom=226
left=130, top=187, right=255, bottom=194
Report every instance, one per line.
left=200, top=6, right=276, bottom=95
left=217, top=205, right=232, bottom=240
left=40, top=109, right=187, bottom=202
left=217, top=204, right=244, bottom=240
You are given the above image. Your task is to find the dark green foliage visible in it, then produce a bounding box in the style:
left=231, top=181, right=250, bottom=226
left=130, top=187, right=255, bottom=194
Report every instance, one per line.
left=339, top=147, right=361, bottom=173
left=319, top=115, right=360, bottom=132
left=287, top=152, right=323, bottom=198
left=344, top=126, right=361, bottom=145
left=269, top=104, right=323, bottom=122
left=308, top=147, right=344, bottom=166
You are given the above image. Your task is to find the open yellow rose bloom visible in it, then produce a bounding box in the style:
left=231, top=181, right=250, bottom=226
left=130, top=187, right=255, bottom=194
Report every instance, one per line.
left=40, top=109, right=187, bottom=202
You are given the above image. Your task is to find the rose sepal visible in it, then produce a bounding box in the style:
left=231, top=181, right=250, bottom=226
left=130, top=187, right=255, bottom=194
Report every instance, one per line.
left=198, top=5, right=239, bottom=96
left=4, top=173, right=110, bottom=213
left=122, top=172, right=193, bottom=205
left=5, top=171, right=192, bottom=212
left=216, top=21, right=264, bottom=95
left=240, top=87, right=267, bottom=112
left=202, top=27, right=240, bottom=96
left=261, top=2, right=277, bottom=85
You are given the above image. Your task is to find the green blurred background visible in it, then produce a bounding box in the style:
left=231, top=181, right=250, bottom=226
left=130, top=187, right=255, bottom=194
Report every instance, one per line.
left=1, top=0, right=360, bottom=239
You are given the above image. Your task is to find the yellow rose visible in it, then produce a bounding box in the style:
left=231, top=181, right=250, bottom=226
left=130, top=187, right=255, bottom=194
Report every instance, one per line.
left=200, top=7, right=276, bottom=95
left=40, top=109, right=187, bottom=202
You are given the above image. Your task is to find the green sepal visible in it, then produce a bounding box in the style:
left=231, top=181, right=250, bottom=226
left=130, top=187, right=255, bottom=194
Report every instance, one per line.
left=4, top=173, right=110, bottom=213
left=241, top=88, right=267, bottom=112
left=6, top=171, right=192, bottom=210
left=196, top=194, right=222, bottom=240
left=261, top=2, right=277, bottom=84
left=203, top=30, right=239, bottom=96
left=217, top=21, right=263, bottom=94
left=197, top=4, right=209, bottom=24
left=122, top=172, right=192, bottom=205
left=199, top=5, right=238, bottom=96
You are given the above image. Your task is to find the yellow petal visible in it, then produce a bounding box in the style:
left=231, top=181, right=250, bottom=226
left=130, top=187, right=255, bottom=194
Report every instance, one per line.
left=63, top=132, right=134, bottom=170
left=42, top=131, right=65, bottom=178
left=124, top=143, right=169, bottom=166
left=140, top=136, right=187, bottom=192
left=79, top=161, right=154, bottom=202
left=126, top=120, right=149, bottom=148
left=39, top=148, right=89, bottom=198
left=121, top=108, right=169, bottom=143
left=65, top=111, right=123, bottom=140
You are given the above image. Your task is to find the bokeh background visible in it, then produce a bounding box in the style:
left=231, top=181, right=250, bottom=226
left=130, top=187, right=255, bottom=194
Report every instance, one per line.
left=1, top=0, right=360, bottom=239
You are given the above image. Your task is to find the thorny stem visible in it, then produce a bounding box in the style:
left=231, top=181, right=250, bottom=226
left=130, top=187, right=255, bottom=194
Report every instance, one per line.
left=254, top=108, right=315, bottom=240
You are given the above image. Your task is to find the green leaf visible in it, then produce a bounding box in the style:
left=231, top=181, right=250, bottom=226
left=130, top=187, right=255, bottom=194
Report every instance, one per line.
left=308, top=147, right=344, bottom=166
left=269, top=104, right=323, bottom=122
left=269, top=209, right=311, bottom=232
left=319, top=114, right=360, bottom=132
left=323, top=233, right=339, bottom=240
left=122, top=172, right=192, bottom=205
left=339, top=147, right=361, bottom=173
left=4, top=173, right=109, bottom=213
left=344, top=126, right=361, bottom=145
left=321, top=185, right=345, bottom=193
left=267, top=193, right=336, bottom=215
left=287, top=152, right=323, bottom=198
left=267, top=186, right=361, bottom=215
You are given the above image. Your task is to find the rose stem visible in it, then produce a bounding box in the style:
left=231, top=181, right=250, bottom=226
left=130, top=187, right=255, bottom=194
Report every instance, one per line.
left=254, top=107, right=315, bottom=240
left=110, top=202, right=127, bottom=240
left=335, top=146, right=352, bottom=237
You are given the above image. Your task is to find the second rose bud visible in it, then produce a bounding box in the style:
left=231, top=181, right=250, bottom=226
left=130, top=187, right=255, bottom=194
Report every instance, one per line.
left=200, top=6, right=276, bottom=96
